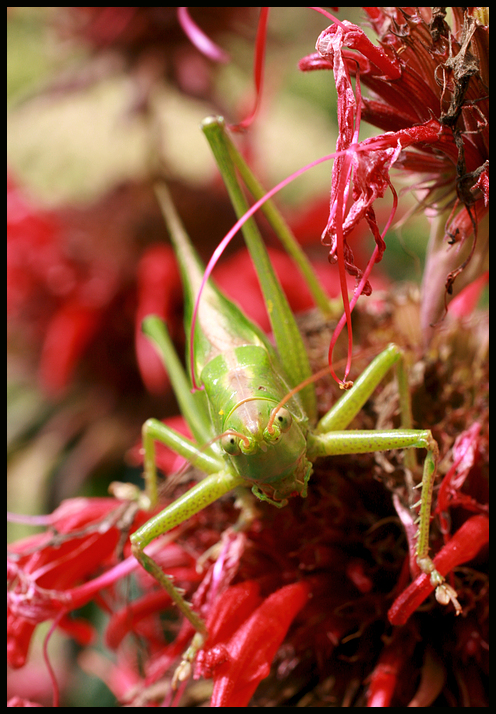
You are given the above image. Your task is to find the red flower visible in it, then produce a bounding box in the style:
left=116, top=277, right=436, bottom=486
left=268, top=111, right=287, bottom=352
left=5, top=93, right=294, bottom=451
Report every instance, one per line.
left=7, top=498, right=127, bottom=669
left=53, top=7, right=256, bottom=105
left=8, top=309, right=489, bottom=706
left=198, top=580, right=310, bottom=707
left=300, top=7, right=488, bottom=355
left=7, top=176, right=184, bottom=396
left=8, top=8, right=489, bottom=707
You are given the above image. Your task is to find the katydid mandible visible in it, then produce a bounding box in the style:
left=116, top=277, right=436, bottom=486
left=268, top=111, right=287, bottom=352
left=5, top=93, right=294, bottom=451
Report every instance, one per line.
left=125, top=183, right=453, bottom=683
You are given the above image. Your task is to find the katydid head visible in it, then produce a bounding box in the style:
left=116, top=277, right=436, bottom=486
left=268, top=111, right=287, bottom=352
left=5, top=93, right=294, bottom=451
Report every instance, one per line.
left=217, top=398, right=312, bottom=506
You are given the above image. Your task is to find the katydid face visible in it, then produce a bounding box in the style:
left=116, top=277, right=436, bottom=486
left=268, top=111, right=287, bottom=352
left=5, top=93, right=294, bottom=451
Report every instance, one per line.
left=220, top=398, right=312, bottom=503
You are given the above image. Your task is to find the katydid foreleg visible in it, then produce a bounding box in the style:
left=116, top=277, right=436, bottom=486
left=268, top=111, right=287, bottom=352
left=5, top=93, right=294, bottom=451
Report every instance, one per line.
left=130, top=462, right=244, bottom=632
left=129, top=446, right=244, bottom=683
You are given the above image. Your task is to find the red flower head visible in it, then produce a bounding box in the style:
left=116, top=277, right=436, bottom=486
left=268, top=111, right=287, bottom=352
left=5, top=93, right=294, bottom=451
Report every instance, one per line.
left=300, top=7, right=488, bottom=343
left=7, top=498, right=132, bottom=670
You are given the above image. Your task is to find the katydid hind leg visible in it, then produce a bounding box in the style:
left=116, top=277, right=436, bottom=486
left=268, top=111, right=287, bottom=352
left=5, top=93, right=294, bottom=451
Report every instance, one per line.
left=309, top=343, right=457, bottom=609
left=308, top=426, right=447, bottom=596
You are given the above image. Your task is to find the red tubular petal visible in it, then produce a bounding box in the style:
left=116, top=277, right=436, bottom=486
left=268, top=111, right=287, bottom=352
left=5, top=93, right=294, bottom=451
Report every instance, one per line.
left=388, top=515, right=489, bottom=626
left=366, top=625, right=417, bottom=706
left=177, top=7, right=230, bottom=64
left=39, top=303, right=100, bottom=394
left=231, top=7, right=269, bottom=131
left=205, top=580, right=261, bottom=647
left=316, top=22, right=401, bottom=80
left=105, top=590, right=172, bottom=650
left=448, top=272, right=489, bottom=318
left=298, top=52, right=334, bottom=72
left=135, top=244, right=180, bottom=394
left=366, top=654, right=404, bottom=706
left=346, top=559, right=373, bottom=593
left=435, top=423, right=481, bottom=517
left=210, top=581, right=310, bottom=707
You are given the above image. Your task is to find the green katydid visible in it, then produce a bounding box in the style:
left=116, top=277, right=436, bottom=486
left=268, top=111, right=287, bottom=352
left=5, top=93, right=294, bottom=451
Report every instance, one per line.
left=120, top=175, right=457, bottom=683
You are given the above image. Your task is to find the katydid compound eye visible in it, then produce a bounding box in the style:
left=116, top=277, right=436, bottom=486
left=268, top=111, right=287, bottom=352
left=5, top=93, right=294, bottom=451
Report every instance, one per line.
left=273, top=408, right=292, bottom=433
left=264, top=407, right=293, bottom=443
left=220, top=433, right=241, bottom=455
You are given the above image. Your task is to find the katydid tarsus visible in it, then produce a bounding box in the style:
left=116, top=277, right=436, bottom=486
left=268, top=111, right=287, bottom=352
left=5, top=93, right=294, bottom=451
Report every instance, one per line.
left=121, top=153, right=457, bottom=684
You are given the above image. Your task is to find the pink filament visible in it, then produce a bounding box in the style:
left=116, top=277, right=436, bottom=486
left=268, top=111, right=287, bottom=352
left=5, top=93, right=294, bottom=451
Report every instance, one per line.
left=177, top=7, right=230, bottom=64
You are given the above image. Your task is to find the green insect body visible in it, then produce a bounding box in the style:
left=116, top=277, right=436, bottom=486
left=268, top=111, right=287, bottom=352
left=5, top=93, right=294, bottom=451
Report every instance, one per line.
left=124, top=177, right=455, bottom=686
left=149, top=182, right=312, bottom=508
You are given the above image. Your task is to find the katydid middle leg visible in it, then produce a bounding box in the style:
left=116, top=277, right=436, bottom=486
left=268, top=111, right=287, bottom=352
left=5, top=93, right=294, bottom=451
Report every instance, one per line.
left=307, top=344, right=447, bottom=595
